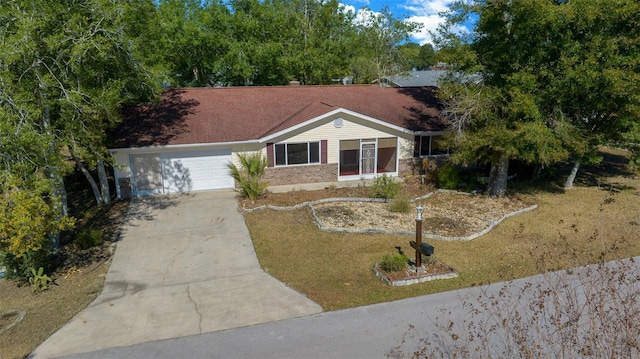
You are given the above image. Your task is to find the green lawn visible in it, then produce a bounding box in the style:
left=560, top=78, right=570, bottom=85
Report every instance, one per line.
left=246, top=175, right=640, bottom=311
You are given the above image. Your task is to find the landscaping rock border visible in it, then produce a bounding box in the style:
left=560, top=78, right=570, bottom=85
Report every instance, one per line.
left=243, top=189, right=537, bottom=241
left=372, top=262, right=459, bottom=286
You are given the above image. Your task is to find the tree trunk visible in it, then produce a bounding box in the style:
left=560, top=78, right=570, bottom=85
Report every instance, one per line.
left=564, top=161, right=580, bottom=190
left=535, top=165, right=543, bottom=181
left=97, top=159, right=111, bottom=205
left=56, top=177, right=68, bottom=218
left=48, top=176, right=68, bottom=250
left=487, top=153, right=509, bottom=197
left=74, top=155, right=104, bottom=206
left=42, top=105, right=67, bottom=249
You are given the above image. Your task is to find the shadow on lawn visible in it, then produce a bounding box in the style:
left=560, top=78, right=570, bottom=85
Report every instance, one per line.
left=506, top=149, right=636, bottom=197
left=578, top=150, right=637, bottom=192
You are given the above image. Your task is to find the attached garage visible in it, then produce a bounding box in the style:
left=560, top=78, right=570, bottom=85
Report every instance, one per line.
left=128, top=149, right=234, bottom=196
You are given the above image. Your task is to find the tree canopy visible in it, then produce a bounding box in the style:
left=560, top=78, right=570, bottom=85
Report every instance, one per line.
left=435, top=0, right=640, bottom=196
left=0, top=0, right=159, bottom=276
left=151, top=0, right=421, bottom=86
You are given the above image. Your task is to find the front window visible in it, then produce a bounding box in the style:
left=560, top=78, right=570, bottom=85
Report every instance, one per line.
left=339, top=140, right=359, bottom=175
left=377, top=137, right=397, bottom=173
left=419, top=135, right=448, bottom=156
left=275, top=142, right=320, bottom=166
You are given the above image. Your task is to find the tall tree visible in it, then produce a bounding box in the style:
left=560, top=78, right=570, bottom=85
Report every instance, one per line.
left=0, top=0, right=159, bottom=251
left=544, top=0, right=640, bottom=188
left=1, top=0, right=75, bottom=247
left=398, top=43, right=437, bottom=71
left=274, top=0, right=358, bottom=84
left=350, top=7, right=422, bottom=84
left=224, top=0, right=285, bottom=85
left=148, top=0, right=418, bottom=86
left=155, top=0, right=232, bottom=87
left=435, top=0, right=640, bottom=196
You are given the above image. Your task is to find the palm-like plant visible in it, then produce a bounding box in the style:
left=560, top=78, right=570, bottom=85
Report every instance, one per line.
left=227, top=152, right=268, bottom=200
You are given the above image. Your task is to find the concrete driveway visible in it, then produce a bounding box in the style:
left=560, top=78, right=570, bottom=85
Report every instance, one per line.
left=31, top=191, right=322, bottom=358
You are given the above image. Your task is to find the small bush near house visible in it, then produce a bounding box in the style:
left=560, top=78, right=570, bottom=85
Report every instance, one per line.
left=629, top=153, right=640, bottom=173
left=227, top=152, right=269, bottom=200
left=421, top=157, right=439, bottom=184
left=379, top=253, right=409, bottom=273
left=437, top=162, right=461, bottom=190
left=370, top=174, right=400, bottom=201
left=388, top=194, right=411, bottom=213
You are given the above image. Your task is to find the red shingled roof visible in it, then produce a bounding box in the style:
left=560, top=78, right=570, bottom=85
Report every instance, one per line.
left=112, top=85, right=444, bottom=148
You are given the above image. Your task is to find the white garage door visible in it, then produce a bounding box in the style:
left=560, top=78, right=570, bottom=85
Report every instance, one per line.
left=131, top=153, right=163, bottom=196
left=131, top=149, right=234, bottom=196
left=162, top=149, right=234, bottom=193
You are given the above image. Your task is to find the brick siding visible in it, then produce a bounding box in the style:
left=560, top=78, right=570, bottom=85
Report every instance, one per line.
left=264, top=163, right=339, bottom=186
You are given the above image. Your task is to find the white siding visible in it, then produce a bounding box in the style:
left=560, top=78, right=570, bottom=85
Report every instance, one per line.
left=112, top=151, right=131, bottom=177
left=228, top=144, right=266, bottom=168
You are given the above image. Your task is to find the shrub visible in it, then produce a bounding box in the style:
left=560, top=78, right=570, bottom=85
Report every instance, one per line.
left=0, top=188, right=73, bottom=281
left=29, top=267, right=52, bottom=293
left=437, top=162, right=460, bottom=189
left=388, top=194, right=411, bottom=213
left=0, top=249, right=51, bottom=283
left=370, top=174, right=400, bottom=201
left=421, top=157, right=439, bottom=184
left=227, top=152, right=269, bottom=200
left=74, top=228, right=103, bottom=250
left=379, top=253, right=408, bottom=273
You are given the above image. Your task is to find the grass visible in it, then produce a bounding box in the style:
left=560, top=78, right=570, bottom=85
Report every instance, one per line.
left=0, top=261, right=110, bottom=358
left=246, top=154, right=640, bottom=311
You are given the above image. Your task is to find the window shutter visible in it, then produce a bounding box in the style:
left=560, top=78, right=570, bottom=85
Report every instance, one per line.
left=266, top=143, right=274, bottom=167
left=413, top=136, right=420, bottom=157
left=321, top=140, right=328, bottom=164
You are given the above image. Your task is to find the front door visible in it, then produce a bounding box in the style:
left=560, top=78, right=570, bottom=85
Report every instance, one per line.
left=361, top=142, right=376, bottom=175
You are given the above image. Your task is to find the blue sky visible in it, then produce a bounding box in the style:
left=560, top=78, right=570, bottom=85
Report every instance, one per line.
left=340, top=0, right=463, bottom=45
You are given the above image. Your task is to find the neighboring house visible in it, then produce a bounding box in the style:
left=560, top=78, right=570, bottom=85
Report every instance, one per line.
left=109, top=85, right=449, bottom=198
left=374, top=70, right=447, bottom=88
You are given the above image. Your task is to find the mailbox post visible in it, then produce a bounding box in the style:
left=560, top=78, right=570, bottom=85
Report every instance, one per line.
left=415, top=205, right=424, bottom=267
